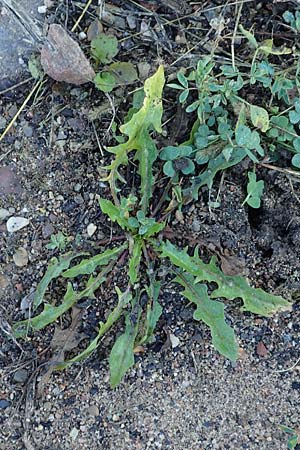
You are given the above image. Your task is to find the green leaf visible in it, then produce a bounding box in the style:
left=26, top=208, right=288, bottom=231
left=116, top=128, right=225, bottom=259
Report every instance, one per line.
left=28, top=55, right=43, bottom=80
left=109, top=314, right=139, bottom=388
left=239, top=24, right=258, bottom=48
left=140, top=281, right=162, bottom=344
left=159, top=241, right=292, bottom=317
left=235, top=125, right=252, bottom=146
left=293, top=137, right=300, bottom=152
left=180, top=158, right=195, bottom=175
left=179, top=89, right=189, bottom=103
left=186, top=101, right=200, bottom=113
left=91, top=34, right=119, bottom=64
left=109, top=62, right=138, bottom=84
left=167, top=83, right=185, bottom=90
left=58, top=287, right=132, bottom=368
left=289, top=110, right=300, bottom=124
left=258, top=39, right=292, bottom=56
left=183, top=147, right=247, bottom=200
left=175, top=273, right=238, bottom=360
left=14, top=264, right=113, bottom=338
left=243, top=172, right=264, bottom=208
left=104, top=66, right=165, bottom=208
left=14, top=283, right=78, bottom=338
left=99, top=198, right=128, bottom=229
left=62, top=244, right=127, bottom=278
left=136, top=130, right=158, bottom=212
left=94, top=72, right=116, bottom=93
left=160, top=146, right=181, bottom=161
left=163, top=160, right=176, bottom=177
left=128, top=238, right=142, bottom=284
left=33, top=252, right=87, bottom=311
left=250, top=105, right=269, bottom=132
left=177, top=72, right=188, bottom=88
left=292, top=153, right=300, bottom=168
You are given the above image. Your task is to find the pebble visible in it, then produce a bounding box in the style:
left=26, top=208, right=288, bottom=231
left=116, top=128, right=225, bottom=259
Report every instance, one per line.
left=112, top=414, right=120, bottom=422
left=79, top=31, right=87, bottom=40
left=74, top=183, right=82, bottom=192
left=43, top=402, right=52, bottom=410
left=74, top=194, right=84, bottom=205
left=69, top=427, right=79, bottom=441
left=0, top=117, right=7, bottom=129
left=137, top=62, right=151, bottom=79
left=0, top=273, right=9, bottom=292
left=42, top=223, right=55, bottom=239
left=0, top=208, right=10, bottom=222
left=126, top=15, right=136, bottom=30
left=87, top=223, right=97, bottom=237
left=37, top=5, right=47, bottom=14
left=13, top=369, right=28, bottom=383
left=6, top=217, right=29, bottom=233
left=87, top=404, right=99, bottom=416
left=23, top=125, right=33, bottom=138
left=0, top=399, right=10, bottom=409
left=13, top=247, right=29, bottom=267
left=169, top=333, right=180, bottom=348
left=191, top=218, right=201, bottom=232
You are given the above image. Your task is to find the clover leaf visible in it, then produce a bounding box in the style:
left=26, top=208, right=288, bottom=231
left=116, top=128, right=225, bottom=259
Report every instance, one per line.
left=289, top=99, right=300, bottom=124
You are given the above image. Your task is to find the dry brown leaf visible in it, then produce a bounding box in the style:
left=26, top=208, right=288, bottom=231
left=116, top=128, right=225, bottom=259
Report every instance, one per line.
left=38, top=307, right=86, bottom=395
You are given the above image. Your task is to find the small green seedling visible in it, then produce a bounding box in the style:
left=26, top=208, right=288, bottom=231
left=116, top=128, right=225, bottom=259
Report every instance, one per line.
left=280, top=425, right=300, bottom=450
left=91, top=34, right=137, bottom=93
left=243, top=172, right=264, bottom=208
left=46, top=231, right=71, bottom=251
left=283, top=10, right=300, bottom=31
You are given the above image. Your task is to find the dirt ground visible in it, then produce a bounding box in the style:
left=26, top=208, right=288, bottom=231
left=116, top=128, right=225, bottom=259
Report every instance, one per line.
left=0, top=1, right=300, bottom=449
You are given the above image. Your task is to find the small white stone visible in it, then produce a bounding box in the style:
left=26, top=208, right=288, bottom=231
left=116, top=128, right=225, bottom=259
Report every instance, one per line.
left=38, top=5, right=47, bottom=14
left=169, top=333, right=180, bottom=348
left=13, top=247, right=29, bottom=267
left=6, top=217, right=29, bottom=233
left=79, top=31, right=87, bottom=40
left=87, top=223, right=97, bottom=237
left=69, top=427, right=79, bottom=441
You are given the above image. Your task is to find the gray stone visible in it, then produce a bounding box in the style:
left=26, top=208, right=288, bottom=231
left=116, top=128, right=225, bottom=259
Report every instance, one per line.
left=0, top=208, right=10, bottom=221
left=0, top=0, right=44, bottom=88
left=0, top=399, right=10, bottom=409
left=191, top=218, right=201, bottom=232
left=23, top=125, right=33, bottom=138
left=13, top=369, right=28, bottom=383
left=13, top=247, right=29, bottom=267
left=87, top=404, right=99, bottom=417
left=42, top=223, right=55, bottom=239
left=41, top=24, right=95, bottom=85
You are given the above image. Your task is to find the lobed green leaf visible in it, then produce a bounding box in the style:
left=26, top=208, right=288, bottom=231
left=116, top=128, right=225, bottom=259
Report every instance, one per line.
left=62, top=244, right=127, bottom=278
left=159, top=241, right=292, bottom=317
left=33, top=252, right=87, bottom=311
left=175, top=273, right=238, bottom=360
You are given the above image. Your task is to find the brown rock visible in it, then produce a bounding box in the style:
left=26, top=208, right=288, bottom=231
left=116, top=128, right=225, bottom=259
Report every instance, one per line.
left=256, top=341, right=268, bottom=357
left=0, top=166, right=21, bottom=197
left=41, top=24, right=95, bottom=85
